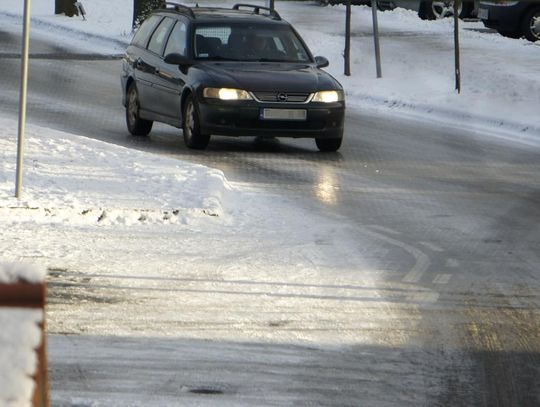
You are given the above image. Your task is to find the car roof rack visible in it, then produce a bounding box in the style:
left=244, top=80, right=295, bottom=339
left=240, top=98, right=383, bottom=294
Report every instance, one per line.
left=232, top=3, right=282, bottom=20
left=164, top=2, right=195, bottom=18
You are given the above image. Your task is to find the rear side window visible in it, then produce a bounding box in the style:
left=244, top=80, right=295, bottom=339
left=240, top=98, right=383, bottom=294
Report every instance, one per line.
left=131, top=15, right=162, bottom=48
left=147, top=17, right=176, bottom=55
left=164, top=20, right=188, bottom=57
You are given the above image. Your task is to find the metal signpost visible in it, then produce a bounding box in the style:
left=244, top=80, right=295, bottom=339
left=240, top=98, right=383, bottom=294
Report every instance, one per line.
left=454, top=0, right=461, bottom=93
left=371, top=0, right=382, bottom=78
left=344, top=0, right=351, bottom=76
left=15, top=0, right=32, bottom=198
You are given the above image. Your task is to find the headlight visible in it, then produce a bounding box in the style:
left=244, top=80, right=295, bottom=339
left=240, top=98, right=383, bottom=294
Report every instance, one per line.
left=203, top=88, right=253, bottom=101
left=312, top=90, right=344, bottom=103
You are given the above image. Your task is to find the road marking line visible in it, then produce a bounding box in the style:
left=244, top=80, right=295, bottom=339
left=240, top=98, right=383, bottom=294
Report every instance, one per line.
left=496, top=283, right=522, bottom=309
left=446, top=259, right=460, bottom=268
left=433, top=274, right=451, bottom=285
left=368, top=225, right=402, bottom=236
left=419, top=241, right=444, bottom=252
left=365, top=227, right=430, bottom=284
left=409, top=291, right=440, bottom=303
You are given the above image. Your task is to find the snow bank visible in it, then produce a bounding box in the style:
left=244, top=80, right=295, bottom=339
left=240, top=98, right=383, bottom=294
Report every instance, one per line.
left=0, top=308, right=43, bottom=407
left=0, top=0, right=133, bottom=54
left=0, top=117, right=234, bottom=225
left=0, top=262, right=45, bottom=407
left=0, top=262, right=46, bottom=284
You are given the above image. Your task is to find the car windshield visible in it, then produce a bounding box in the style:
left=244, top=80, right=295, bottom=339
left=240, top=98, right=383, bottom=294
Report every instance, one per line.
left=193, top=24, right=311, bottom=62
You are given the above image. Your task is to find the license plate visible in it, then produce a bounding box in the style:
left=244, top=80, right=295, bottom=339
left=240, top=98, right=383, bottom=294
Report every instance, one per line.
left=477, top=8, right=488, bottom=20
left=261, top=108, right=307, bottom=121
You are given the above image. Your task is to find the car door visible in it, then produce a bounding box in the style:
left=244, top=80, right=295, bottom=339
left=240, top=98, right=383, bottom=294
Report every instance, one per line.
left=128, top=15, right=163, bottom=114
left=144, top=17, right=177, bottom=119
left=157, top=19, right=189, bottom=124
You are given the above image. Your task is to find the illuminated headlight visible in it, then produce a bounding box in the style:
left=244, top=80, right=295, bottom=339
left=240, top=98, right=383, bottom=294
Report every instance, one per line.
left=203, top=88, right=253, bottom=101
left=312, top=90, right=344, bottom=103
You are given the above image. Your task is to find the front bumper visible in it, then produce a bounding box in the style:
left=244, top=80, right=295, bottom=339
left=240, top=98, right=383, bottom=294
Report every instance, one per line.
left=197, top=100, right=345, bottom=139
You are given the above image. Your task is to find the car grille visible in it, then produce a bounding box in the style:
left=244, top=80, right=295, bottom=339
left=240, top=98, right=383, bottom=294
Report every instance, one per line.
left=252, top=92, right=311, bottom=103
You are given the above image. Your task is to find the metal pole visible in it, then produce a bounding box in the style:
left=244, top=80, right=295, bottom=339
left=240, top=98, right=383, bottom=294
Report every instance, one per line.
left=15, top=0, right=32, bottom=199
left=454, top=0, right=461, bottom=93
left=267, top=0, right=274, bottom=10
left=371, top=0, right=382, bottom=78
left=344, top=0, right=351, bottom=76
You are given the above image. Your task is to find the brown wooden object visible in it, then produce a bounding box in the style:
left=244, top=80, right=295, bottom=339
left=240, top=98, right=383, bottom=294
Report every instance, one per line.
left=0, top=280, right=49, bottom=407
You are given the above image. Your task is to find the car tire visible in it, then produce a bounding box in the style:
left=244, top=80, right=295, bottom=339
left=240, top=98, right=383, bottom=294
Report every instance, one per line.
left=459, top=1, right=475, bottom=19
left=126, top=83, right=153, bottom=136
left=315, top=136, right=342, bottom=152
left=497, top=29, right=522, bottom=39
left=522, top=7, right=540, bottom=42
left=183, top=95, right=210, bottom=150
left=418, top=1, right=470, bottom=20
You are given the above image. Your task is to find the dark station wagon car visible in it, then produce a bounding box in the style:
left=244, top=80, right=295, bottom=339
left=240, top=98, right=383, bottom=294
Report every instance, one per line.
left=121, top=3, right=346, bottom=151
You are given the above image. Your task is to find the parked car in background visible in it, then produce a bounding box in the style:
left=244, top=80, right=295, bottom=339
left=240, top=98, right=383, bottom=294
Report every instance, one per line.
left=478, top=1, right=540, bottom=41
left=377, top=1, right=478, bottom=20
left=317, top=0, right=371, bottom=5
left=122, top=3, right=346, bottom=151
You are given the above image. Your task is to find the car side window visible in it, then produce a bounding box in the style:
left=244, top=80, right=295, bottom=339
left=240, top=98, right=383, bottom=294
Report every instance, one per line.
left=131, top=15, right=162, bottom=48
left=164, top=20, right=188, bottom=57
left=147, top=17, right=175, bottom=56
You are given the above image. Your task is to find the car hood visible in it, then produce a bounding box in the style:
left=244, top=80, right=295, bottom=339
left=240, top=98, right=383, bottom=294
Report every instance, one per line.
left=199, top=62, right=341, bottom=93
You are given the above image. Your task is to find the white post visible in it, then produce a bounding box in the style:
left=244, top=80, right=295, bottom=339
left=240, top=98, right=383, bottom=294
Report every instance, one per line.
left=15, top=0, right=32, bottom=198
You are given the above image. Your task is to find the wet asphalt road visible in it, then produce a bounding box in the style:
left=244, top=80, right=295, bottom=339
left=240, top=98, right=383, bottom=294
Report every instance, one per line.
left=1, top=29, right=539, bottom=406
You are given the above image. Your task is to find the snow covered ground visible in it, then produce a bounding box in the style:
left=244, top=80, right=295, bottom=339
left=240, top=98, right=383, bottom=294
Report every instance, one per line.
left=1, top=0, right=539, bottom=405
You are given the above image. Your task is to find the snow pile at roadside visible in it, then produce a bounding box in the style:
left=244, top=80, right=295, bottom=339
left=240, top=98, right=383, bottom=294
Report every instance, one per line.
left=0, top=0, right=133, bottom=53
left=0, top=262, right=46, bottom=284
left=0, top=118, right=233, bottom=224
left=0, top=308, right=43, bottom=407
left=285, top=3, right=540, bottom=141
left=0, top=262, right=45, bottom=407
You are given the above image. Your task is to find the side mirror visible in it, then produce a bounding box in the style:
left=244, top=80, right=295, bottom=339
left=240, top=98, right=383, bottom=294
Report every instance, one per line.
left=314, top=56, right=329, bottom=68
left=164, top=53, right=192, bottom=66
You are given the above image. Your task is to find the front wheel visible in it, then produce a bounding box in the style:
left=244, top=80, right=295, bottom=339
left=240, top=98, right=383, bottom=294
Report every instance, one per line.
left=315, top=136, right=342, bottom=152
left=522, top=7, right=540, bottom=42
left=418, top=1, right=470, bottom=20
left=183, top=95, right=210, bottom=150
left=126, top=83, right=153, bottom=136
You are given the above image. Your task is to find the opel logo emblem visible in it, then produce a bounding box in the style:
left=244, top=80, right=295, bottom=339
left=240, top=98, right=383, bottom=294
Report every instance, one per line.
left=277, top=93, right=288, bottom=102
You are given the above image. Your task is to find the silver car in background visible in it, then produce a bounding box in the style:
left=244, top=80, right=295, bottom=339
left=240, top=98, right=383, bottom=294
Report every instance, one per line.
left=377, top=0, right=478, bottom=20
